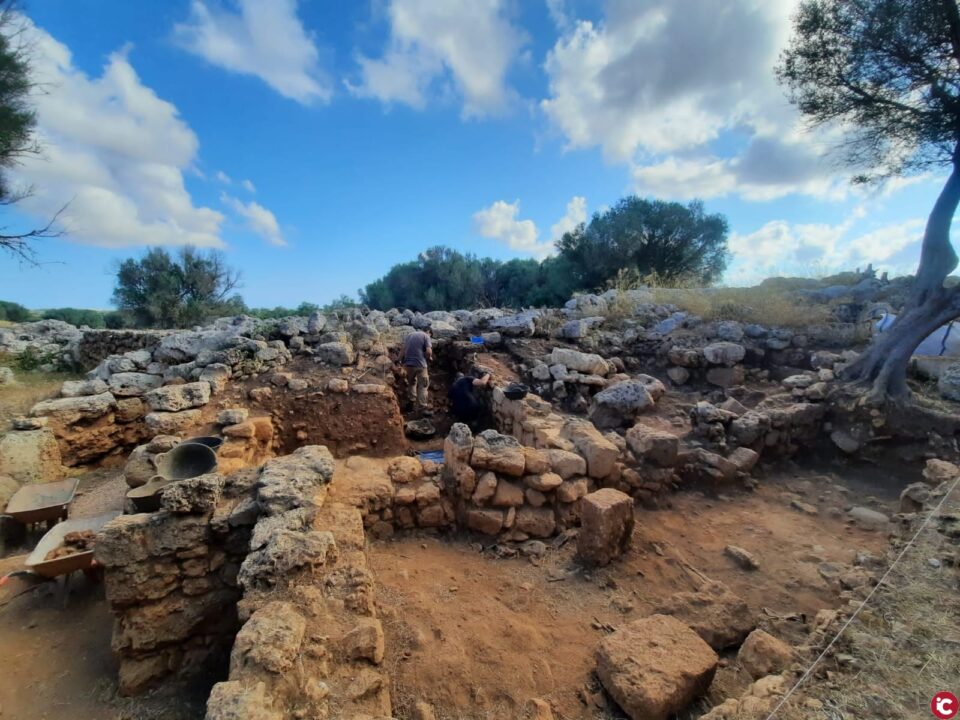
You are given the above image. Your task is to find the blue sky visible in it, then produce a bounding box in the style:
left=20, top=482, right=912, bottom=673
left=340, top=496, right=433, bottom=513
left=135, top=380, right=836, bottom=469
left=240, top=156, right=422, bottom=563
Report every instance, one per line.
left=0, top=0, right=936, bottom=310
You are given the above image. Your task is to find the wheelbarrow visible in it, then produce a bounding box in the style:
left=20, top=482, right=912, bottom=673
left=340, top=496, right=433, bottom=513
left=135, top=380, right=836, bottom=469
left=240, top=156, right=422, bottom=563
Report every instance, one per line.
left=0, top=478, right=80, bottom=540
left=1, top=511, right=120, bottom=608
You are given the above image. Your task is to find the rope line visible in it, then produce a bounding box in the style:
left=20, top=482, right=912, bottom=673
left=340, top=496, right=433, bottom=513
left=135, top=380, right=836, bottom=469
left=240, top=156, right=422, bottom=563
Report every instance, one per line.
left=763, top=474, right=960, bottom=719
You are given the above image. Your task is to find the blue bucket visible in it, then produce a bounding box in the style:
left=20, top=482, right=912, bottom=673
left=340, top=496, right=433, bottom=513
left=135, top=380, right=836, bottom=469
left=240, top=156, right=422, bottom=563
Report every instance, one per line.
left=417, top=450, right=445, bottom=464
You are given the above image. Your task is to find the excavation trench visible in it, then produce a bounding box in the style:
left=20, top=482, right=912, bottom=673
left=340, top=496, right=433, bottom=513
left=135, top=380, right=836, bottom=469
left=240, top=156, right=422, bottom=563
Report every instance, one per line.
left=0, top=340, right=933, bottom=720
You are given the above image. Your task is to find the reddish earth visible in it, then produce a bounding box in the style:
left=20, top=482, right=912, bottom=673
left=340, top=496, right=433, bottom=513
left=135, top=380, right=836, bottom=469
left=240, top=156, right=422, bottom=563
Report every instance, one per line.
left=368, top=466, right=893, bottom=720
left=0, top=461, right=894, bottom=720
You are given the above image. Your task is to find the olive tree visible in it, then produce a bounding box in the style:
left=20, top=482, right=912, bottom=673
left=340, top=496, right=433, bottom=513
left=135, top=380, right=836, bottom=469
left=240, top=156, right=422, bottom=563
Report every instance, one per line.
left=779, top=0, right=960, bottom=402
left=0, top=1, right=61, bottom=263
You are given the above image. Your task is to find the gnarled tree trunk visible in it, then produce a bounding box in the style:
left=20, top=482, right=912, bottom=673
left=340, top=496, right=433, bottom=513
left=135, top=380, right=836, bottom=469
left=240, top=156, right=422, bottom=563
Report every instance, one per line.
left=843, top=151, right=960, bottom=403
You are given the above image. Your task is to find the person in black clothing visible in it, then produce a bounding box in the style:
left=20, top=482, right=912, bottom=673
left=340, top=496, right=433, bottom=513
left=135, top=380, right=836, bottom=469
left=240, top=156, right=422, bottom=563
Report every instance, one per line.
left=448, top=368, right=492, bottom=429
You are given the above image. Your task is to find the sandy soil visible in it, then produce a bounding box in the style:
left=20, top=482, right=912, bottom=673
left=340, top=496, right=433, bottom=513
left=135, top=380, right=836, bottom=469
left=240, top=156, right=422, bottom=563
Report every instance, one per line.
left=369, top=468, right=894, bottom=720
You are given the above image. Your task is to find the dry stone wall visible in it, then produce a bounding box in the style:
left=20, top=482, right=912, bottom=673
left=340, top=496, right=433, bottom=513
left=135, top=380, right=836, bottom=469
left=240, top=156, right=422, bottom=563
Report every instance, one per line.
left=96, top=469, right=260, bottom=694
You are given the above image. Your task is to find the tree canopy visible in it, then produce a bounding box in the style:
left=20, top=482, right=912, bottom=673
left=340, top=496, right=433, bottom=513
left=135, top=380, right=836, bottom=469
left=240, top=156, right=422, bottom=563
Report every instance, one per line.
left=779, top=0, right=960, bottom=400
left=778, top=0, right=960, bottom=180
left=112, top=247, right=244, bottom=328
left=556, top=197, right=730, bottom=288
left=360, top=196, right=729, bottom=311
left=0, top=1, right=60, bottom=264
left=359, top=247, right=581, bottom=311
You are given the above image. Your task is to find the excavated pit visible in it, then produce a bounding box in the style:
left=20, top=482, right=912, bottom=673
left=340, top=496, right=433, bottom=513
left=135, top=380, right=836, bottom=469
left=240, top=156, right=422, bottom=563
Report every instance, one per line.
left=0, top=317, right=953, bottom=720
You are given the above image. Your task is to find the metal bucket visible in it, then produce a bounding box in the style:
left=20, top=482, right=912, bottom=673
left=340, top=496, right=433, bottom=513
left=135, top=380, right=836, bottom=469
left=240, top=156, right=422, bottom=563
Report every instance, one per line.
left=183, top=436, right=224, bottom=453
left=154, top=442, right=218, bottom=481
left=126, top=476, right=172, bottom=513
left=125, top=442, right=218, bottom=513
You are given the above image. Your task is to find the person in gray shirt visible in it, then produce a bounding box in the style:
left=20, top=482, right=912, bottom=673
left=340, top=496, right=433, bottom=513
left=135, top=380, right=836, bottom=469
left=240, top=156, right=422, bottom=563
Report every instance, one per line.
left=401, top=328, right=433, bottom=410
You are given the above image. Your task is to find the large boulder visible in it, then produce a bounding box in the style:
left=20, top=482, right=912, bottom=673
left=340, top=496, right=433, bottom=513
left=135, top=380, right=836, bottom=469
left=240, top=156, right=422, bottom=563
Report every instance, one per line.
left=625, top=424, right=679, bottom=467
left=108, top=372, right=164, bottom=397
left=737, top=630, right=795, bottom=680
left=316, top=341, right=355, bottom=366
left=230, top=601, right=306, bottom=674
left=206, top=681, right=281, bottom=720
left=145, top=381, right=212, bottom=412
left=939, top=363, right=960, bottom=401
left=560, top=420, right=619, bottom=478
left=655, top=581, right=755, bottom=650
left=589, top=376, right=666, bottom=429
left=578, top=489, right=634, bottom=566
left=256, top=445, right=336, bottom=515
left=60, top=378, right=109, bottom=398
left=30, top=392, right=117, bottom=424
left=703, top=342, right=746, bottom=366
left=564, top=293, right=608, bottom=317
left=549, top=347, right=609, bottom=376
left=0, top=428, right=63, bottom=484
left=596, top=614, right=718, bottom=720
left=470, top=430, right=526, bottom=477
left=145, top=409, right=203, bottom=435
left=490, top=311, right=538, bottom=337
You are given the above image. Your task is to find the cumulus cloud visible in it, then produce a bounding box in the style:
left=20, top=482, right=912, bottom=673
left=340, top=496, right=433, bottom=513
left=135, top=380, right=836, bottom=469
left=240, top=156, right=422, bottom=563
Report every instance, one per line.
left=221, top=193, right=285, bottom=246
left=347, top=0, right=526, bottom=117
left=549, top=195, right=586, bottom=242
left=215, top=170, right=232, bottom=184
left=473, top=196, right=586, bottom=258
left=175, top=0, right=331, bottom=104
left=241, top=178, right=256, bottom=193
left=725, top=215, right=925, bottom=285
left=9, top=20, right=224, bottom=249
left=540, top=0, right=851, bottom=201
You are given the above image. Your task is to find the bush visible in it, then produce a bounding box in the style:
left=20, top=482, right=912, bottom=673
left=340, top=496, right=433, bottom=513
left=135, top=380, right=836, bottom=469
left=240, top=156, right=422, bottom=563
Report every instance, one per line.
left=0, top=300, right=31, bottom=322
left=40, top=307, right=106, bottom=328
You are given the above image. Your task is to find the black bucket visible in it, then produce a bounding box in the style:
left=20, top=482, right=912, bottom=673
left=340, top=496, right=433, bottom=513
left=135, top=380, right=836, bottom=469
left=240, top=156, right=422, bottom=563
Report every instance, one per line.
left=154, top=442, right=218, bottom=481
left=126, top=476, right=172, bottom=513
left=183, top=436, right=224, bottom=453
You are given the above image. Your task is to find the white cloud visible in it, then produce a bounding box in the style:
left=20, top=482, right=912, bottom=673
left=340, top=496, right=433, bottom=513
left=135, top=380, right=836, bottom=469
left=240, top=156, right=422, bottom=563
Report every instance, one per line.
left=348, top=0, right=526, bottom=117
left=215, top=169, right=232, bottom=184
left=725, top=214, right=925, bottom=285
left=241, top=178, right=256, bottom=193
left=540, top=0, right=854, bottom=201
left=9, top=20, right=224, bottom=249
left=221, top=193, right=285, bottom=246
left=549, top=195, right=586, bottom=242
left=175, top=0, right=330, bottom=105
left=473, top=196, right=586, bottom=258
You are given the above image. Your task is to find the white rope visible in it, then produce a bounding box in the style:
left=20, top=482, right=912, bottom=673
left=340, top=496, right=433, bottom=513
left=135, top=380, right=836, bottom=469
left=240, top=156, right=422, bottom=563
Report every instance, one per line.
left=763, top=474, right=960, bottom=720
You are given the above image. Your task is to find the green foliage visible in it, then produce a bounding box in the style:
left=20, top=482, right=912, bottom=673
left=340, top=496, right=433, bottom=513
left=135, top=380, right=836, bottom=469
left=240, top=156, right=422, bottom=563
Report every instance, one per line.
left=778, top=0, right=960, bottom=178
left=0, top=2, right=35, bottom=205
left=248, top=301, right=328, bottom=319
left=359, top=247, right=578, bottom=311
left=40, top=307, right=107, bottom=328
left=360, top=196, right=729, bottom=311
left=556, top=197, right=729, bottom=288
left=11, top=345, right=58, bottom=372
left=112, top=246, right=245, bottom=328
left=0, top=299, right=30, bottom=322
left=322, top=295, right=358, bottom=312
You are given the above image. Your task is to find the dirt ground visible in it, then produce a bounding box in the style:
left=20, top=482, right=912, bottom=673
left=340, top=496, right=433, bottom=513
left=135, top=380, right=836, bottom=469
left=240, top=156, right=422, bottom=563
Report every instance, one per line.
left=369, top=465, right=895, bottom=720
left=0, top=451, right=904, bottom=720
left=0, top=469, right=208, bottom=720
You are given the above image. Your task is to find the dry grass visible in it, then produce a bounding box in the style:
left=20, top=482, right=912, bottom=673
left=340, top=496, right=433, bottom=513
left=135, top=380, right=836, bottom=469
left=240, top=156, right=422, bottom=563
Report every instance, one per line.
left=776, top=483, right=960, bottom=719
left=648, top=286, right=835, bottom=328
left=0, top=367, right=79, bottom=427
